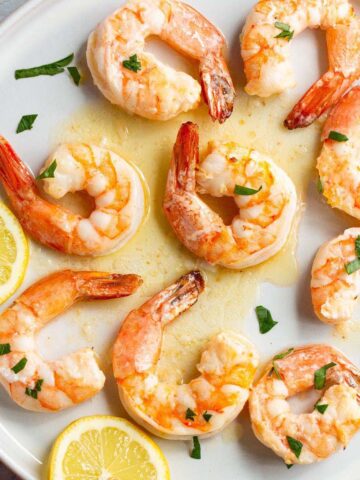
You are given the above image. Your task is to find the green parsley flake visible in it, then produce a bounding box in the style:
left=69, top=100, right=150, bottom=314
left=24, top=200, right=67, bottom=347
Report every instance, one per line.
left=16, top=114, right=38, bottom=134
left=355, top=236, right=360, bottom=257
left=270, top=349, right=294, bottom=379
left=11, top=357, right=27, bottom=374
left=328, top=131, right=349, bottom=142
left=67, top=66, right=81, bottom=86
left=345, top=259, right=360, bottom=275
left=317, top=178, right=324, bottom=194
left=234, top=185, right=262, bottom=196
left=0, top=343, right=11, bottom=356
left=185, top=408, right=196, bottom=421
left=314, top=402, right=328, bottom=414
left=345, top=236, right=360, bottom=274
left=35, top=379, right=44, bottom=391
left=314, top=362, right=336, bottom=390
left=36, top=160, right=57, bottom=180
left=123, top=54, right=142, bottom=72
left=203, top=411, right=212, bottom=423
left=274, top=21, right=294, bottom=40
left=190, top=436, right=201, bottom=459
left=273, top=348, right=294, bottom=361
left=15, top=54, right=74, bottom=79
left=25, top=387, right=38, bottom=399
left=287, top=436, right=302, bottom=459
left=256, top=305, right=278, bottom=334
left=25, top=378, right=44, bottom=400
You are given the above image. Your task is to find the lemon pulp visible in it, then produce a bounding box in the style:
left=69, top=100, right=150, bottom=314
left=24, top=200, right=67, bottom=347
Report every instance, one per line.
left=0, top=202, right=29, bottom=304
left=49, top=416, right=170, bottom=480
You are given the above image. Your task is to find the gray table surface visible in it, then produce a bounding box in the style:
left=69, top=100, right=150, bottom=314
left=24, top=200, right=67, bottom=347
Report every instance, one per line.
left=0, top=1, right=28, bottom=477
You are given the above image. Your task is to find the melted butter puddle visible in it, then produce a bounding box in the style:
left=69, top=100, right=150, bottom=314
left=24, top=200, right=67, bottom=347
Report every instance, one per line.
left=28, top=90, right=320, bottom=382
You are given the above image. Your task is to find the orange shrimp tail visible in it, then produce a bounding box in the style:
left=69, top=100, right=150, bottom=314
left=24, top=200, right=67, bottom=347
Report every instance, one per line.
left=113, top=271, right=204, bottom=381
left=0, top=136, right=36, bottom=198
left=284, top=71, right=354, bottom=130
left=200, top=57, right=235, bottom=123
left=77, top=271, right=143, bottom=300
left=156, top=270, right=205, bottom=321
left=172, top=122, right=200, bottom=192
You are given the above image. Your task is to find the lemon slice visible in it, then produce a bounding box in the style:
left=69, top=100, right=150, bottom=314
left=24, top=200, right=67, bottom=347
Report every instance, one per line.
left=0, top=202, right=29, bottom=304
left=49, top=416, right=171, bottom=480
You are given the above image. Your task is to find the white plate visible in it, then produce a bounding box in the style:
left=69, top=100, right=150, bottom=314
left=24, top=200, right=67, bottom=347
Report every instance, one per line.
left=0, top=1, right=360, bottom=479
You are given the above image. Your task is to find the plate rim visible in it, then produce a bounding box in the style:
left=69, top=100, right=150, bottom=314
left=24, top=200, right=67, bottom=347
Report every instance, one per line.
left=0, top=2, right=48, bottom=478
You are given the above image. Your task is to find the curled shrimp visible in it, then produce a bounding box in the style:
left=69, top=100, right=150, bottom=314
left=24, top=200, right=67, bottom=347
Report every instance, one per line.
left=163, top=122, right=297, bottom=269
left=87, top=0, right=234, bottom=122
left=241, top=0, right=359, bottom=128
left=113, top=271, right=258, bottom=439
left=317, top=87, right=360, bottom=218
left=311, top=228, right=360, bottom=325
left=0, top=138, right=147, bottom=256
left=249, top=344, right=360, bottom=465
left=0, top=270, right=142, bottom=412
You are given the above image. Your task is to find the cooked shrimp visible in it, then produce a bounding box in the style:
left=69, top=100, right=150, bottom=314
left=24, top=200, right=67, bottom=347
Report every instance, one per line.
left=87, top=0, right=234, bottom=122
left=113, top=271, right=259, bottom=439
left=317, top=87, right=360, bottom=218
left=249, top=344, right=360, bottom=465
left=163, top=122, right=297, bottom=269
left=286, top=19, right=360, bottom=129
left=0, top=138, right=147, bottom=256
left=311, top=228, right=360, bottom=325
left=241, top=0, right=360, bottom=128
left=0, top=270, right=142, bottom=412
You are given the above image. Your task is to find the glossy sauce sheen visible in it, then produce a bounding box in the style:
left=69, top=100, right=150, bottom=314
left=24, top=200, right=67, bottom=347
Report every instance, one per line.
left=28, top=91, right=320, bottom=383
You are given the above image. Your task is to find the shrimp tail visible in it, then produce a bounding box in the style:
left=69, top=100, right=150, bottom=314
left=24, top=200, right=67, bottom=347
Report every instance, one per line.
left=152, top=271, right=205, bottom=323
left=200, top=57, right=235, bottom=123
left=172, top=121, right=199, bottom=192
left=284, top=71, right=354, bottom=129
left=76, top=271, right=143, bottom=300
left=0, top=136, right=36, bottom=199
left=113, top=271, right=204, bottom=381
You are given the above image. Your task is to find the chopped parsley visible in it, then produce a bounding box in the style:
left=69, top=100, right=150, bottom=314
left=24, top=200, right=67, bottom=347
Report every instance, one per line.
left=273, top=348, right=294, bottom=361
left=274, top=21, right=294, bottom=41
left=314, top=402, right=328, bottom=414
left=190, top=436, right=201, bottom=459
left=317, top=178, right=324, bottom=194
left=345, top=259, right=360, bottom=275
left=123, top=54, right=142, bottom=72
left=25, top=378, right=44, bottom=400
left=256, top=306, right=278, bottom=334
left=185, top=408, right=196, bottom=421
left=234, top=185, right=262, bottom=196
left=203, top=411, right=212, bottom=423
left=314, top=362, right=336, bottom=390
left=355, top=236, right=360, bottom=257
left=345, top=236, right=360, bottom=275
left=269, top=348, right=294, bottom=379
left=11, top=357, right=27, bottom=374
left=16, top=114, right=38, bottom=134
left=67, top=66, right=81, bottom=86
left=15, top=54, right=74, bottom=79
left=0, top=343, right=11, bottom=356
left=286, top=436, right=302, bottom=458
left=36, top=160, right=57, bottom=180
left=328, top=131, right=349, bottom=142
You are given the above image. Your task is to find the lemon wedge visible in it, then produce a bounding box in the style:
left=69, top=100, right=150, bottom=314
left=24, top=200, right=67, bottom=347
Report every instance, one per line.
left=0, top=202, right=29, bottom=304
left=49, top=416, right=171, bottom=480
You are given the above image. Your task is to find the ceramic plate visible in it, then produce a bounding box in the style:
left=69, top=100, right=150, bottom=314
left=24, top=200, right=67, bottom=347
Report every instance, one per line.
left=0, top=1, right=360, bottom=479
